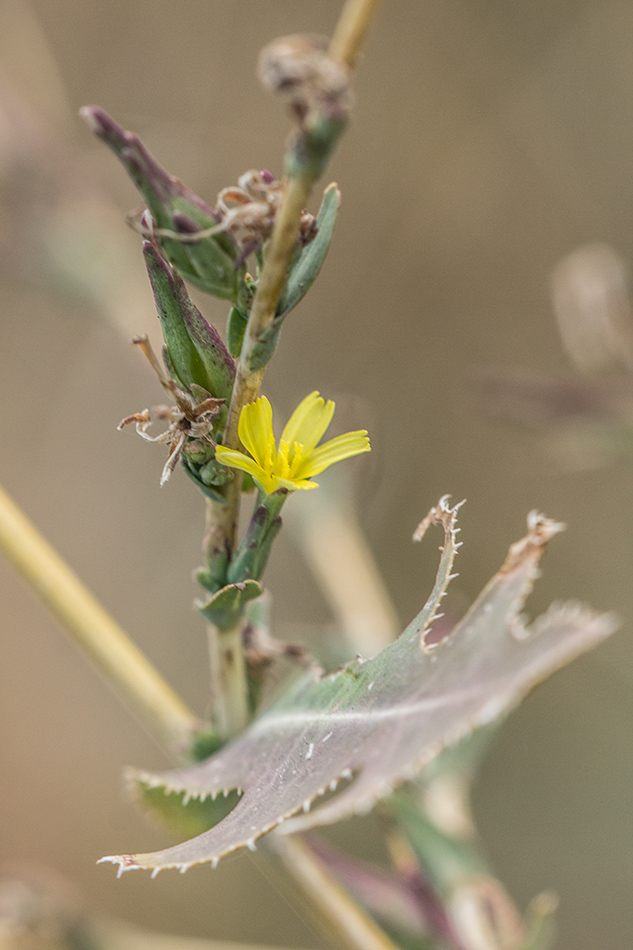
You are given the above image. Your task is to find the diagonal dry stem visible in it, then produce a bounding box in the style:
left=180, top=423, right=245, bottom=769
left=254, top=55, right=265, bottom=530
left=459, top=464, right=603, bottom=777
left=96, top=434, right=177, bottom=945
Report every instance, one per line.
left=0, top=482, right=199, bottom=761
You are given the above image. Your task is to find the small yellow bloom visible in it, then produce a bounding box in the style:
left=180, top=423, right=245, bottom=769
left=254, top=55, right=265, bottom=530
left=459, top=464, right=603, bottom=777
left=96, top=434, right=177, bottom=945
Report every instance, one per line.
left=215, top=391, right=370, bottom=494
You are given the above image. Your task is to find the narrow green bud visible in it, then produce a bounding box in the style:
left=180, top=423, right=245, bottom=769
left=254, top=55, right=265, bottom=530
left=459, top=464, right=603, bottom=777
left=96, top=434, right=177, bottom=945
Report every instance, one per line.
left=226, top=306, right=249, bottom=359
left=143, top=242, right=235, bottom=401
left=227, top=489, right=288, bottom=585
left=277, top=183, right=340, bottom=316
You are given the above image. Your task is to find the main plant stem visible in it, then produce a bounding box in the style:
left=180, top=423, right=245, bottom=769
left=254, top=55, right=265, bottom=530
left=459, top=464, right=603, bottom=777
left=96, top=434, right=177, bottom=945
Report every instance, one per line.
left=224, top=0, right=383, bottom=457
left=205, top=0, right=384, bottom=740
left=206, top=617, right=250, bottom=739
left=223, top=176, right=310, bottom=455
left=223, top=0, right=384, bottom=497
left=0, top=483, right=199, bottom=761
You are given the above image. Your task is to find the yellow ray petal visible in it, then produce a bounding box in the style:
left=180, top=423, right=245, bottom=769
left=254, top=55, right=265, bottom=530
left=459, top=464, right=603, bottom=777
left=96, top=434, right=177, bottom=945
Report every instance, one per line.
left=281, top=391, right=335, bottom=455
left=214, top=446, right=276, bottom=494
left=214, top=446, right=265, bottom=481
left=297, top=430, right=370, bottom=478
left=275, top=475, right=320, bottom=491
left=238, top=396, right=275, bottom=468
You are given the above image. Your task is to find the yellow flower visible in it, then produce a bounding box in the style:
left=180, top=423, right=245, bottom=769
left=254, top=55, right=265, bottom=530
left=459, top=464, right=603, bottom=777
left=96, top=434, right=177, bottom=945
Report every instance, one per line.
left=215, top=391, right=370, bottom=494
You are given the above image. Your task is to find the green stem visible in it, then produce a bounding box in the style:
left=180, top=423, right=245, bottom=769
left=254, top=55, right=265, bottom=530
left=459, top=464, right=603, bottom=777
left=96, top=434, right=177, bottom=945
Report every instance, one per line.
left=206, top=619, right=250, bottom=740
left=203, top=0, right=385, bottom=741
left=0, top=482, right=199, bottom=761
left=223, top=176, right=310, bottom=451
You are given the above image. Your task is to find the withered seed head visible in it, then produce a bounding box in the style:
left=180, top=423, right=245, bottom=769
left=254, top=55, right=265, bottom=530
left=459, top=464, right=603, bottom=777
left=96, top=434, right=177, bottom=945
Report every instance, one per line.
left=258, top=33, right=350, bottom=122
left=118, top=336, right=224, bottom=485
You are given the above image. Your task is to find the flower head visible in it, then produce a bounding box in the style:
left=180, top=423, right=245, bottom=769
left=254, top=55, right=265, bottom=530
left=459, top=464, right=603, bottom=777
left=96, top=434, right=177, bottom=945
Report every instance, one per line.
left=215, top=391, right=370, bottom=494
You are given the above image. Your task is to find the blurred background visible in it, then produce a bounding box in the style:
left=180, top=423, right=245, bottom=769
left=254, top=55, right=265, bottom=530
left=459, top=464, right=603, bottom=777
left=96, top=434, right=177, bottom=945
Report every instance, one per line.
left=0, top=0, right=631, bottom=947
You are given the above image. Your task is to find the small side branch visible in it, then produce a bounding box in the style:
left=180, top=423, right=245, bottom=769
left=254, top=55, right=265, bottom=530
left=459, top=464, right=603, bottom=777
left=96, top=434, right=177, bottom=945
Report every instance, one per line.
left=0, top=483, right=199, bottom=762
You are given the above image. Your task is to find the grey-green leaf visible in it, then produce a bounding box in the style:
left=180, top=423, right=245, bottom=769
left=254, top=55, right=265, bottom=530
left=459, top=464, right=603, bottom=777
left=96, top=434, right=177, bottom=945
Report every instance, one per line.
left=246, top=184, right=341, bottom=372
left=198, top=580, right=263, bottom=630
left=226, top=306, right=249, bottom=358
left=277, top=183, right=341, bottom=317
left=80, top=106, right=242, bottom=301
left=100, top=499, right=616, bottom=874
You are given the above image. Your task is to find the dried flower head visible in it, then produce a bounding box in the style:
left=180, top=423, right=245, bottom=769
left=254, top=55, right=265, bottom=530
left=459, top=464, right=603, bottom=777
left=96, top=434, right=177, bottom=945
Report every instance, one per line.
left=215, top=170, right=315, bottom=264
left=118, top=336, right=224, bottom=485
left=258, top=34, right=350, bottom=122
left=130, top=169, right=316, bottom=267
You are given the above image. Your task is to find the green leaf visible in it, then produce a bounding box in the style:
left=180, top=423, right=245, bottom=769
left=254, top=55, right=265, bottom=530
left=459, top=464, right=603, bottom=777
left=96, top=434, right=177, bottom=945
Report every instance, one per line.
left=80, top=106, right=244, bottom=301
left=226, top=306, right=249, bottom=358
left=246, top=184, right=341, bottom=373
left=226, top=489, right=288, bottom=585
left=277, top=183, right=341, bottom=317
left=198, top=580, right=263, bottom=630
left=389, top=787, right=487, bottom=894
left=100, top=499, right=616, bottom=874
left=136, top=783, right=241, bottom=840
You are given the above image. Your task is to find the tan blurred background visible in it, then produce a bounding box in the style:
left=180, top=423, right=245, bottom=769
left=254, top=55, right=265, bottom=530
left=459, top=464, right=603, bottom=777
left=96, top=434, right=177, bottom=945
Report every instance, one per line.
left=0, top=0, right=631, bottom=947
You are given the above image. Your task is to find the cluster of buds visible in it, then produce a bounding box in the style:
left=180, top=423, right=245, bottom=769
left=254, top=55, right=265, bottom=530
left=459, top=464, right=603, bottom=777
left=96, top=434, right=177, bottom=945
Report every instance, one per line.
left=81, top=108, right=320, bottom=303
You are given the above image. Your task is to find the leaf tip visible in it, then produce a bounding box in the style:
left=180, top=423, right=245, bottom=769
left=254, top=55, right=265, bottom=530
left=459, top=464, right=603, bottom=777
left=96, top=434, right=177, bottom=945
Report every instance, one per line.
left=413, top=494, right=465, bottom=543
left=97, top=854, right=140, bottom=878
left=501, top=510, right=566, bottom=574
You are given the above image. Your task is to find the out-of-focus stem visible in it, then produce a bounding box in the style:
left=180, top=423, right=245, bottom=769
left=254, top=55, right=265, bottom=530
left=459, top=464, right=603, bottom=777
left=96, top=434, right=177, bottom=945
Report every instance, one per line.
left=0, top=482, right=198, bottom=761
left=270, top=836, right=401, bottom=950
left=329, top=0, right=384, bottom=69
left=113, top=931, right=309, bottom=950
left=288, top=492, right=399, bottom=656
